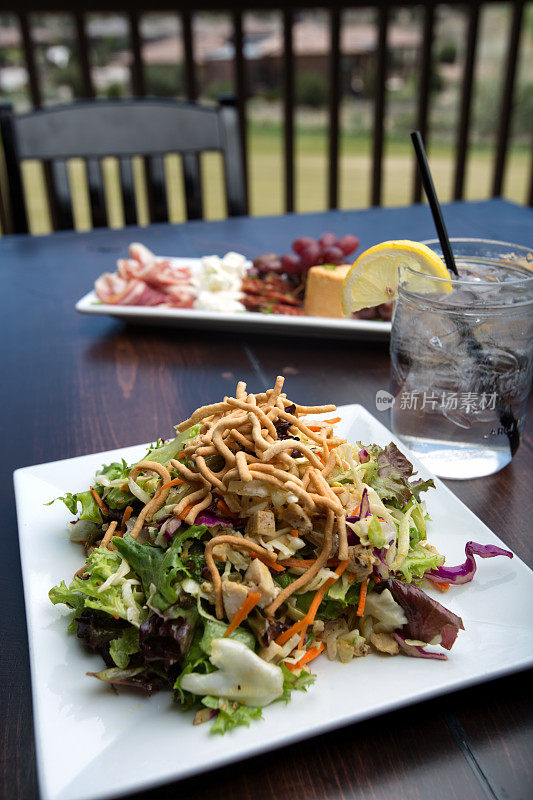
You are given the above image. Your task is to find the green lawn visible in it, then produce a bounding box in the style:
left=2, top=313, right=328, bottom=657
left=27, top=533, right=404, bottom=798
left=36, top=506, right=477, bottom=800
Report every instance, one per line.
left=17, top=127, right=531, bottom=235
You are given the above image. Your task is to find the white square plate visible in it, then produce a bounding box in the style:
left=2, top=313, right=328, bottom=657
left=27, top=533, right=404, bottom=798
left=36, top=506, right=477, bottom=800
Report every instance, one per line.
left=14, top=405, right=533, bottom=800
left=75, top=257, right=391, bottom=340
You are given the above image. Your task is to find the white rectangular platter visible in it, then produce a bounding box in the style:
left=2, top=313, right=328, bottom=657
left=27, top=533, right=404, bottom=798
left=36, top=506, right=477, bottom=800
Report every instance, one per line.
left=14, top=405, right=533, bottom=800
left=75, top=258, right=391, bottom=340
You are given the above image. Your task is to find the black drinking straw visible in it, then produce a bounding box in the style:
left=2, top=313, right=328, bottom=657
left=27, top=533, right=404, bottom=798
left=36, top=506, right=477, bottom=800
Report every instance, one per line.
left=410, top=131, right=459, bottom=277
left=410, top=130, right=520, bottom=456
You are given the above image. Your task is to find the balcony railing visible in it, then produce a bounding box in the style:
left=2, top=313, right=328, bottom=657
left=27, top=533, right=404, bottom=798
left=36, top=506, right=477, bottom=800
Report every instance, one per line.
left=0, top=0, right=531, bottom=235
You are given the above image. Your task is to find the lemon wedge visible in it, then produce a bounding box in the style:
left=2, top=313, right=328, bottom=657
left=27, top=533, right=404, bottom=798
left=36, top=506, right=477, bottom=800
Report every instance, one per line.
left=341, top=240, right=452, bottom=315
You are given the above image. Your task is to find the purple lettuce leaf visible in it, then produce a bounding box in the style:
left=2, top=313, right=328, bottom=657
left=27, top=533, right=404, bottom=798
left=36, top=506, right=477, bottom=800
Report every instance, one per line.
left=427, top=541, right=513, bottom=586
left=393, top=633, right=448, bottom=660
left=75, top=609, right=130, bottom=666
left=87, top=666, right=170, bottom=695
left=139, top=612, right=196, bottom=670
left=366, top=443, right=435, bottom=506
left=378, top=578, right=464, bottom=650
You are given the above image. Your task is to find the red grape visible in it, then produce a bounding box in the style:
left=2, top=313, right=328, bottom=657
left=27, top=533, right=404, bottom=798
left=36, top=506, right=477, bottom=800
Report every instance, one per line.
left=292, top=236, right=315, bottom=255
left=255, top=258, right=283, bottom=275
left=337, top=234, right=360, bottom=256
left=354, top=306, right=378, bottom=320
left=300, top=243, right=322, bottom=269
left=318, top=232, right=338, bottom=249
left=281, top=253, right=303, bottom=275
left=322, top=245, right=345, bottom=266
left=377, top=301, right=394, bottom=321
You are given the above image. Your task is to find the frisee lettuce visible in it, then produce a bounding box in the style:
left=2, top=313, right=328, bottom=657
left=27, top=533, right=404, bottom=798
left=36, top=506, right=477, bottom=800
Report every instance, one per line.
left=201, top=696, right=263, bottom=734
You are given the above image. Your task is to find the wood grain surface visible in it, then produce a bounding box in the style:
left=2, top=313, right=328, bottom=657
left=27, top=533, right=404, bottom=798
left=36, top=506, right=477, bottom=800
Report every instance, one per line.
left=1, top=199, right=531, bottom=800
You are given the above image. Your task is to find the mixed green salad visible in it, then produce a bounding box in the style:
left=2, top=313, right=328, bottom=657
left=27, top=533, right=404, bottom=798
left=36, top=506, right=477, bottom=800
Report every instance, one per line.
left=49, top=378, right=512, bottom=733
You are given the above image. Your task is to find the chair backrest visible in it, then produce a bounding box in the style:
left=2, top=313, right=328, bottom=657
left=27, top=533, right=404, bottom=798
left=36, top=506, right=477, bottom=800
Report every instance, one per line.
left=0, top=97, right=247, bottom=234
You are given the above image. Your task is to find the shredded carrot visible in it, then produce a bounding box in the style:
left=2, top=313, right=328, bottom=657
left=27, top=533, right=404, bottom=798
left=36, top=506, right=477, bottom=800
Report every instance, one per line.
left=286, top=642, right=325, bottom=671
left=306, top=425, right=323, bottom=432
left=153, top=477, right=184, bottom=501
left=434, top=582, right=450, bottom=593
left=223, top=592, right=261, bottom=637
left=217, top=499, right=238, bottom=519
left=255, top=555, right=285, bottom=573
left=324, top=417, right=341, bottom=424
left=275, top=616, right=309, bottom=647
left=305, top=560, right=350, bottom=629
left=289, top=529, right=299, bottom=538
left=90, top=486, right=109, bottom=517
left=356, top=578, right=369, bottom=616
left=178, top=503, right=196, bottom=521
left=176, top=450, right=186, bottom=459
left=121, top=484, right=130, bottom=492
left=276, top=560, right=350, bottom=648
left=346, top=572, right=358, bottom=584
left=119, top=505, right=133, bottom=534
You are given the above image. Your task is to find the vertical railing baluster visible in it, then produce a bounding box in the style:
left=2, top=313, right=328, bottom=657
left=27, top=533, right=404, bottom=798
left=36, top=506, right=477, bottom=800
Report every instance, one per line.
left=128, top=10, right=145, bottom=96
left=328, top=8, right=341, bottom=210
left=182, top=10, right=197, bottom=100
left=492, top=0, right=524, bottom=197
left=526, top=148, right=533, bottom=206
left=17, top=12, right=41, bottom=107
left=283, top=8, right=295, bottom=214
left=371, top=6, right=388, bottom=207
left=180, top=11, right=202, bottom=218
left=74, top=11, right=94, bottom=99
left=453, top=2, right=480, bottom=201
left=17, top=12, right=60, bottom=229
left=232, top=10, right=249, bottom=211
left=412, top=4, right=435, bottom=203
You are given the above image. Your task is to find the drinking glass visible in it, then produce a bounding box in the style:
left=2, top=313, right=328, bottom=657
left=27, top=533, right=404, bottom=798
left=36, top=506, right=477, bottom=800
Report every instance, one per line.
left=390, top=239, right=533, bottom=479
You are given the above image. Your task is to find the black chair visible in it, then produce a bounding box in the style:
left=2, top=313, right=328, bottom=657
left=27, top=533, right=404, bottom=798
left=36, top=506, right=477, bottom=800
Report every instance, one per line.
left=0, top=97, right=247, bottom=234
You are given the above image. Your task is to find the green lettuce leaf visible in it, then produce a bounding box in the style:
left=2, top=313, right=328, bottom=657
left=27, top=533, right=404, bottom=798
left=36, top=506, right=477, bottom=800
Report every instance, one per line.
left=365, top=443, right=435, bottom=507
left=113, top=525, right=207, bottom=612
left=397, top=542, right=445, bottom=583
left=141, top=424, right=200, bottom=466
left=49, top=580, right=87, bottom=631
left=201, top=696, right=263, bottom=734
left=279, top=663, right=316, bottom=703
left=50, top=548, right=145, bottom=625
left=173, top=624, right=215, bottom=706
left=367, top=515, right=387, bottom=547
left=47, top=490, right=102, bottom=524
left=109, top=627, right=140, bottom=668
left=96, top=460, right=135, bottom=509
left=200, top=619, right=256, bottom=654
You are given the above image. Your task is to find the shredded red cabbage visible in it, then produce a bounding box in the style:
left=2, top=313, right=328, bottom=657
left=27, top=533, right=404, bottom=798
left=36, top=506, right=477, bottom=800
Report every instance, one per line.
left=346, top=488, right=370, bottom=523
left=393, top=633, right=448, bottom=660
left=194, top=512, right=234, bottom=528
left=162, top=517, right=182, bottom=541
left=358, top=448, right=370, bottom=463
left=426, top=541, right=513, bottom=586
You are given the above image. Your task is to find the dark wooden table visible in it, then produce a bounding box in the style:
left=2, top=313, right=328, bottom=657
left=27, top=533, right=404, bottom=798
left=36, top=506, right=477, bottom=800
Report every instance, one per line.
left=1, top=198, right=532, bottom=800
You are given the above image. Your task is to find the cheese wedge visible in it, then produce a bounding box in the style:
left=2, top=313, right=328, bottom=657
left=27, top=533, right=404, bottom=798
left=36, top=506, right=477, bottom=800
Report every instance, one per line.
left=304, top=264, right=350, bottom=319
